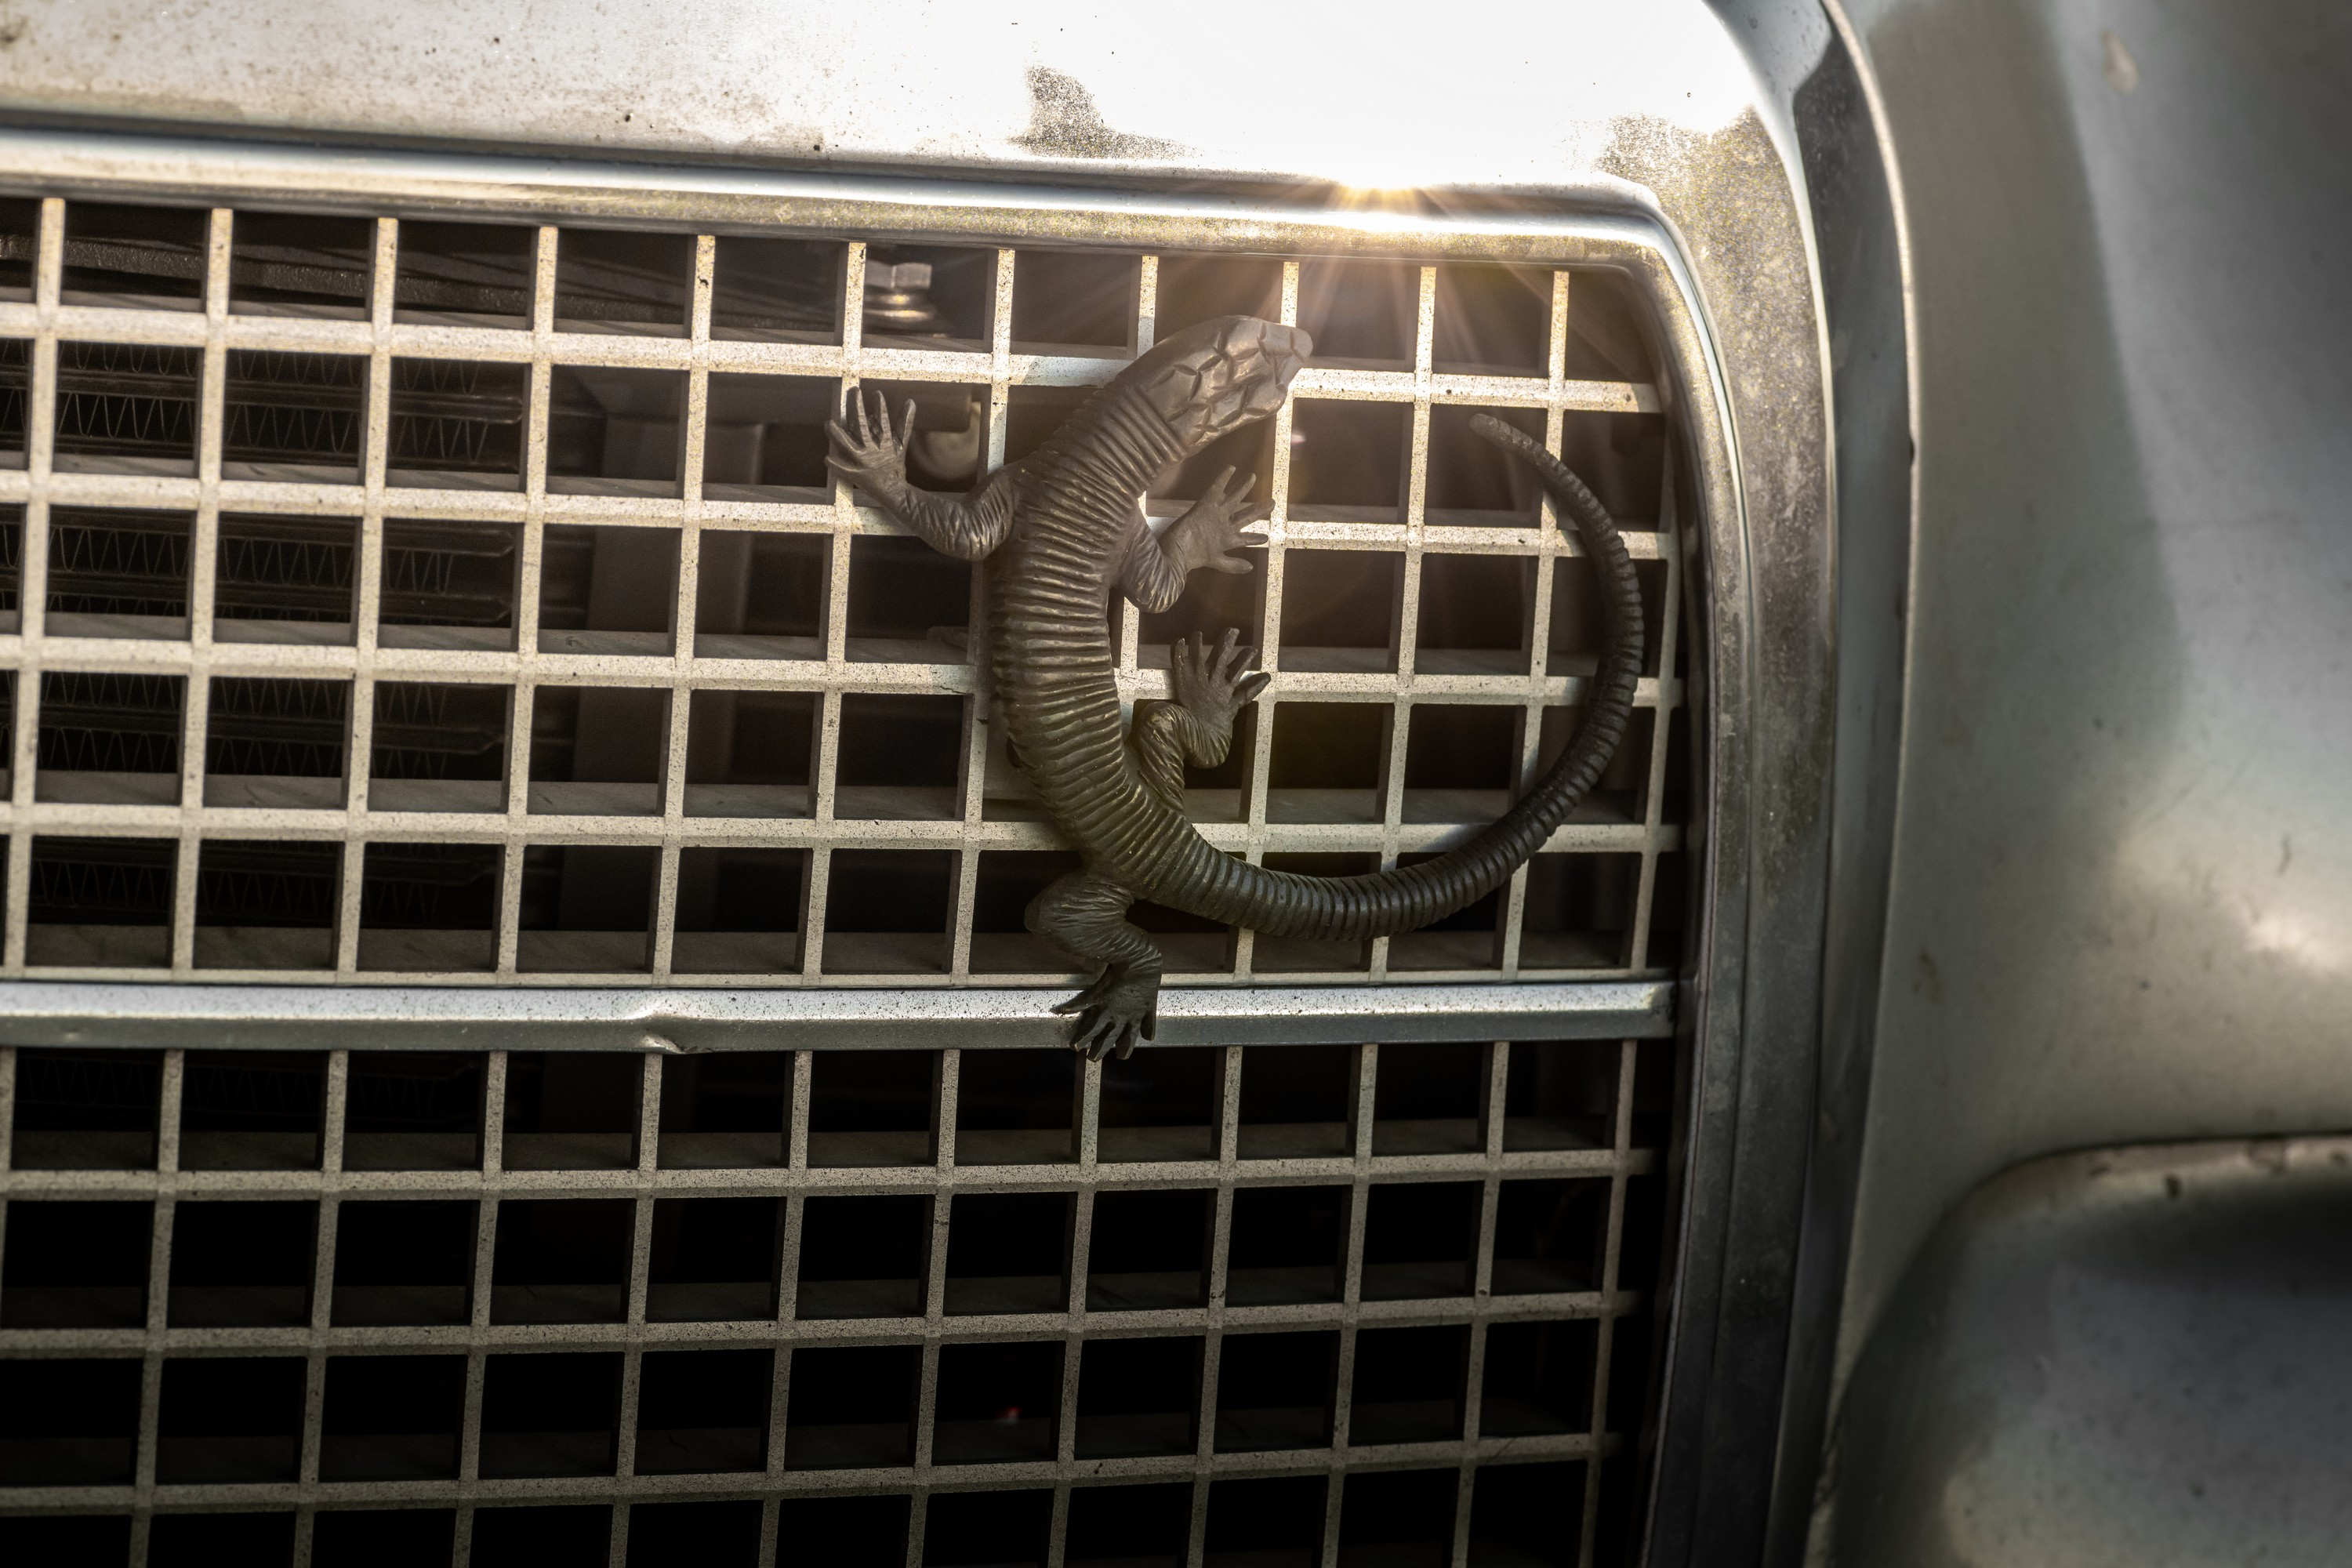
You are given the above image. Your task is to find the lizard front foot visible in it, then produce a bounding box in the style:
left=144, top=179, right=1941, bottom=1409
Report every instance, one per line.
left=1051, top=962, right=1161, bottom=1061
left=1160, top=465, right=1268, bottom=577
left=823, top=389, right=917, bottom=506
left=1170, top=626, right=1272, bottom=735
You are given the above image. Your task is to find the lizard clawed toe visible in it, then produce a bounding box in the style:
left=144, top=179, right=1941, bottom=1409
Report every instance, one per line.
left=1170, top=628, right=1270, bottom=730
left=823, top=390, right=918, bottom=501
left=1053, top=964, right=1160, bottom=1059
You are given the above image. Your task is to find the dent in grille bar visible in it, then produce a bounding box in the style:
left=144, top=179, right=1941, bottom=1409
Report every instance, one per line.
left=0, top=1036, right=1673, bottom=1563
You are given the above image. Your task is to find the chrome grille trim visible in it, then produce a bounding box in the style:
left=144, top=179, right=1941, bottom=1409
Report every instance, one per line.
left=0, top=127, right=1765, bottom=1568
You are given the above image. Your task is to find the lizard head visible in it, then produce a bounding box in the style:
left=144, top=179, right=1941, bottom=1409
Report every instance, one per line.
left=1134, top=315, right=1313, bottom=452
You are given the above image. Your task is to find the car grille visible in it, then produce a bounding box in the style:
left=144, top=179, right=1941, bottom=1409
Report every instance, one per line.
left=0, top=190, right=1693, bottom=1566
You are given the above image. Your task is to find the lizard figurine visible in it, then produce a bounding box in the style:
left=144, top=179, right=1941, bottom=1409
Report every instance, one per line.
left=827, top=314, right=1644, bottom=1059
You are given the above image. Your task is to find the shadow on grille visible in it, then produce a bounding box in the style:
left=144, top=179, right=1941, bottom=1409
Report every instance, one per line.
left=26, top=836, right=176, bottom=966
left=491, top=1198, right=633, bottom=1323
left=704, top=372, right=834, bottom=496
left=787, top=1343, right=916, bottom=1468
left=158, top=1356, right=304, bottom=1482
left=1298, top=257, right=1420, bottom=368
left=153, top=1512, right=299, bottom=1566
left=713, top=236, right=844, bottom=342
left=1070, top=1482, right=1192, bottom=1566
left=557, top=229, right=692, bottom=336
left=935, top=1340, right=1062, bottom=1462
left=650, top=1196, right=779, bottom=1322
left=197, top=835, right=339, bottom=970
left=775, top=1495, right=908, bottom=1567
left=929, top=1488, right=1054, bottom=1565
left=372, top=681, right=509, bottom=812
left=204, top=675, right=349, bottom=808
left=224, top=350, right=365, bottom=478
left=381, top=518, right=520, bottom=648
left=630, top=1501, right=765, bottom=1566
left=1, top=340, right=25, bottom=460
left=0, top=196, right=36, bottom=299
left=0, top=1199, right=151, bottom=1327
left=694, top=530, right=826, bottom=659
left=216, top=513, right=355, bottom=639
left=1229, top=1185, right=1347, bottom=1308
left=321, top=1354, right=465, bottom=1480
left=53, top=342, right=199, bottom=474
left=389, top=358, right=527, bottom=485
left=638, top=1348, right=772, bottom=1473
left=0, top=1358, right=142, bottom=1484
left=503, top=1051, right=641, bottom=1169
left=519, top=844, right=659, bottom=973
left=343, top=1052, right=485, bottom=1170
left=394, top=220, right=535, bottom=326
left=179, top=1048, right=325, bottom=1165
left=1289, top=398, right=1409, bottom=521
left=358, top=844, right=502, bottom=971
left=538, top=523, right=679, bottom=657
left=686, top=688, right=815, bottom=817
left=808, top=1050, right=935, bottom=1167
left=332, top=1200, right=477, bottom=1324
left=658, top=1051, right=789, bottom=1168
left=863, top=244, right=995, bottom=350
left=1077, top=1338, right=1199, bottom=1461
left=61, top=202, right=206, bottom=307
left=534, top=681, right=673, bottom=818
left=550, top=365, right=685, bottom=496
left=1435, top=261, right=1553, bottom=376
left=230, top=210, right=375, bottom=318
left=797, top=1194, right=927, bottom=1319
left=479, top=1351, right=622, bottom=1477
left=847, top=532, right=971, bottom=662
left=45, top=506, right=190, bottom=637
left=1011, top=249, right=1138, bottom=352
left=166, top=1200, right=314, bottom=1326
left=1207, top=1474, right=1329, bottom=1559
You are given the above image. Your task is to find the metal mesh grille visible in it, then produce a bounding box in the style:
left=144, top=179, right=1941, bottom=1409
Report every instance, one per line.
left=0, top=199, right=1688, bottom=989
left=0, top=1036, right=1669, bottom=1566
left=0, top=191, right=1697, bottom=1566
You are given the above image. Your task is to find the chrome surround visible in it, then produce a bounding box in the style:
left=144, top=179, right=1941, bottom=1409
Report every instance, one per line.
left=0, top=30, right=1839, bottom=1553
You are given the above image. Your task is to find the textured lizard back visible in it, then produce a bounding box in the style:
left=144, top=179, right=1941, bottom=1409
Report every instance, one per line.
left=992, top=376, right=1190, bottom=884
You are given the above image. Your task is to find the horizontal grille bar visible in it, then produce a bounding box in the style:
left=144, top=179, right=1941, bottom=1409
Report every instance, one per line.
left=0, top=979, right=1671, bottom=1051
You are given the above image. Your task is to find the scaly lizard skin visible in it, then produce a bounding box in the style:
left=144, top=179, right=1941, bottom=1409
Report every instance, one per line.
left=828, top=316, right=1643, bottom=1058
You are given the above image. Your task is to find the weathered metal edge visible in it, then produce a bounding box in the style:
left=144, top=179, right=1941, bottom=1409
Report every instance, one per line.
left=0, top=978, right=1675, bottom=1052
left=0, top=124, right=1664, bottom=260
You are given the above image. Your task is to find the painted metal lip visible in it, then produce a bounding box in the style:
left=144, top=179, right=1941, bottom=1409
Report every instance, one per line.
left=0, top=978, right=1674, bottom=1051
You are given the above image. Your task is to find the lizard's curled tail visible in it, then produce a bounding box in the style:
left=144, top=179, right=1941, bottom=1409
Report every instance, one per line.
left=1145, top=415, right=1646, bottom=941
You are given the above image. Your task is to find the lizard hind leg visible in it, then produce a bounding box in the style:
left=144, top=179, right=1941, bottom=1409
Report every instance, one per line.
left=1026, top=872, right=1164, bottom=1061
